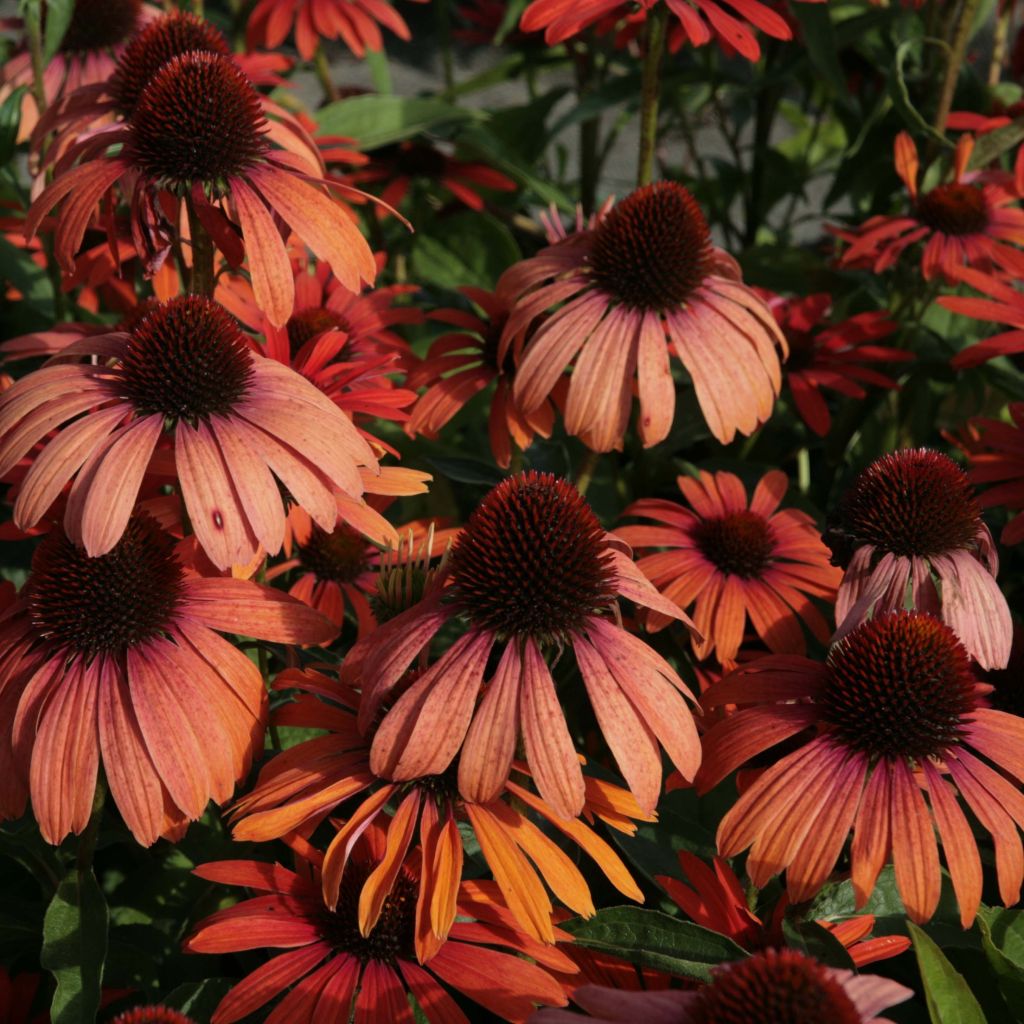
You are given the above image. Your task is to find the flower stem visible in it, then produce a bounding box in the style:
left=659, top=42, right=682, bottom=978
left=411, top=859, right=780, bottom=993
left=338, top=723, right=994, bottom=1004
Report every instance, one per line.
left=314, top=45, right=340, bottom=103
left=933, top=0, right=981, bottom=136
left=185, top=195, right=216, bottom=297
left=436, top=0, right=456, bottom=94
left=76, top=777, right=106, bottom=873
left=573, top=39, right=601, bottom=214
left=576, top=449, right=601, bottom=495
left=636, top=3, right=669, bottom=188
left=23, top=2, right=48, bottom=116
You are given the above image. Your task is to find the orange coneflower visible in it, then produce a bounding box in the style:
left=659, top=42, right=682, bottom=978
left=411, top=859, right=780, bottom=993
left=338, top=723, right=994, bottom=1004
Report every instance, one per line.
left=532, top=949, right=912, bottom=1024
left=616, top=469, right=840, bottom=665
left=346, top=470, right=702, bottom=818
left=658, top=851, right=910, bottom=967
left=185, top=836, right=572, bottom=1022
left=405, top=286, right=558, bottom=468
left=697, top=611, right=1024, bottom=927
left=229, top=667, right=647, bottom=944
left=834, top=132, right=1024, bottom=282
left=826, top=448, right=1011, bottom=670
left=759, top=291, right=913, bottom=438
left=26, top=47, right=375, bottom=326
left=0, top=514, right=335, bottom=846
left=0, top=295, right=380, bottom=569
left=497, top=182, right=787, bottom=452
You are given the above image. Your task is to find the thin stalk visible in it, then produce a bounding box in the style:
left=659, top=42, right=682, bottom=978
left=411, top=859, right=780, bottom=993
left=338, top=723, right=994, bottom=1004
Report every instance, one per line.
left=314, top=45, right=340, bottom=103
left=436, top=0, right=456, bottom=94
left=989, top=6, right=1011, bottom=86
left=185, top=195, right=215, bottom=297
left=934, top=0, right=981, bottom=136
left=23, top=4, right=48, bottom=116
left=636, top=3, right=669, bottom=187
left=76, top=777, right=106, bottom=873
left=573, top=39, right=601, bottom=214
left=575, top=449, right=601, bottom=495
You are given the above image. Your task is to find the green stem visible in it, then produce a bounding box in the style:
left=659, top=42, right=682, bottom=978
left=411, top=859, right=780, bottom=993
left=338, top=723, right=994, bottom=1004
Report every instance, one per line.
left=575, top=450, right=601, bottom=495
left=185, top=195, right=215, bottom=297
left=23, top=3, right=48, bottom=116
left=573, top=40, right=600, bottom=214
left=636, top=3, right=669, bottom=188
left=76, top=777, right=106, bottom=873
left=313, top=45, right=340, bottom=103
left=933, top=0, right=981, bottom=136
left=436, top=0, right=455, bottom=94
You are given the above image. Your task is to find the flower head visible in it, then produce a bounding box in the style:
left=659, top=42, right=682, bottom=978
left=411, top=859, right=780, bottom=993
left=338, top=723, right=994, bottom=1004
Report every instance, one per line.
left=834, top=132, right=1024, bottom=282
left=531, top=948, right=912, bottom=1023
left=761, top=291, right=912, bottom=437
left=617, top=470, right=839, bottom=665
left=697, top=610, right=1024, bottom=926
left=497, top=182, right=786, bottom=451
left=826, top=448, right=1011, bottom=669
left=0, top=295, right=380, bottom=569
left=186, top=841, right=572, bottom=1023
left=0, top=514, right=335, bottom=846
left=346, top=471, right=701, bottom=819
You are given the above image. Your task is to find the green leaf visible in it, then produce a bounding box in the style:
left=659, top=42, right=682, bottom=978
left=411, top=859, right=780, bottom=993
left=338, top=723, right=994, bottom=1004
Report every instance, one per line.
left=978, top=908, right=1024, bottom=1021
left=42, top=0, right=74, bottom=60
left=908, top=920, right=987, bottom=1024
left=781, top=918, right=855, bottom=970
left=494, top=0, right=529, bottom=44
left=409, top=210, right=520, bottom=291
left=0, top=86, right=27, bottom=166
left=315, top=96, right=478, bottom=150
left=427, top=455, right=506, bottom=488
left=968, top=117, right=1024, bottom=170
left=562, top=907, right=747, bottom=982
left=161, top=979, right=236, bottom=1020
left=41, top=868, right=109, bottom=1024
left=788, top=5, right=849, bottom=102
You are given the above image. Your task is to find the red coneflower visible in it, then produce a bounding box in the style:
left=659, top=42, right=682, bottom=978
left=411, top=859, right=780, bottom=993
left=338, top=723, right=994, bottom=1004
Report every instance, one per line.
left=185, top=838, right=573, bottom=1022
left=0, top=968, right=45, bottom=1024
left=939, top=265, right=1024, bottom=369
left=405, top=286, right=558, bottom=468
left=826, top=448, right=1011, bottom=670
left=346, top=470, right=702, bottom=819
left=616, top=470, right=840, bottom=665
left=519, top=0, right=816, bottom=63
left=697, top=611, right=1024, bottom=926
left=25, top=48, right=376, bottom=326
left=531, top=948, right=912, bottom=1024
left=0, top=295, right=380, bottom=570
left=229, top=666, right=647, bottom=945
left=759, top=291, right=913, bottom=438
left=957, top=403, right=1024, bottom=545
left=497, top=181, right=786, bottom=451
left=833, top=132, right=1024, bottom=282
left=0, top=514, right=335, bottom=846
left=347, top=141, right=518, bottom=216
left=658, top=851, right=910, bottom=967
left=247, top=0, right=426, bottom=60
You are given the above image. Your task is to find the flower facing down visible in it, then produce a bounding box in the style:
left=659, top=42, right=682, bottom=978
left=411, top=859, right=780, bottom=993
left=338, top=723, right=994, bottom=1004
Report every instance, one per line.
left=346, top=471, right=702, bottom=818
left=0, top=514, right=335, bottom=846
left=0, top=295, right=380, bottom=570
left=761, top=291, right=913, bottom=437
left=958, top=403, right=1024, bottom=545
left=658, top=851, right=910, bottom=967
left=25, top=49, right=376, bottom=326
left=229, top=667, right=647, bottom=945
left=185, top=840, right=573, bottom=1023
left=405, top=286, right=558, bottom=468
left=833, top=132, right=1024, bottom=282
left=825, top=448, right=1011, bottom=670
left=617, top=470, right=839, bottom=665
left=530, top=948, right=912, bottom=1024
left=697, top=611, right=1024, bottom=926
left=497, top=182, right=787, bottom=452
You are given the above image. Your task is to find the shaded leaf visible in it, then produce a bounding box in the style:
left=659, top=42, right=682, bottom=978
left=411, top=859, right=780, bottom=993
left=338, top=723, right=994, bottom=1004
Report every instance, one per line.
left=315, top=96, right=478, bottom=150
left=907, top=920, right=986, bottom=1024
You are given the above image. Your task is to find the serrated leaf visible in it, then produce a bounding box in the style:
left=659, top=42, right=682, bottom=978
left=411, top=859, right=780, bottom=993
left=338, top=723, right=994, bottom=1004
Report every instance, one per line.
left=315, top=96, right=478, bottom=150
left=908, top=920, right=986, bottom=1024
left=42, top=0, right=73, bottom=60
left=41, top=868, right=109, bottom=1024
left=562, top=907, right=747, bottom=981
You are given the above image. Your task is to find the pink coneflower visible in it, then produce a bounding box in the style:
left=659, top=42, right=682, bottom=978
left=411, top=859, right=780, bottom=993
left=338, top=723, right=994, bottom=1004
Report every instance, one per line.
left=0, top=295, right=380, bottom=570
left=826, top=448, right=1011, bottom=670
left=518, top=0, right=819, bottom=63
left=616, top=470, right=840, bottom=665
left=531, top=949, right=912, bottom=1024
left=345, top=470, right=702, bottom=819
left=405, top=286, right=559, bottom=468
left=0, top=514, right=335, bottom=846
left=833, top=132, right=1024, bottom=282
left=186, top=839, right=572, bottom=1022
left=956, top=403, right=1024, bottom=545
left=25, top=48, right=376, bottom=326
left=497, top=181, right=786, bottom=451
left=697, top=611, right=1024, bottom=926
left=230, top=665, right=647, bottom=944
left=347, top=141, right=518, bottom=216
left=760, top=291, right=913, bottom=437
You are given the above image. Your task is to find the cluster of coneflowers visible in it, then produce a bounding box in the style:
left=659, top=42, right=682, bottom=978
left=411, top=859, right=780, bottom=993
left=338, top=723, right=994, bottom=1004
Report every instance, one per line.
left=4, top=0, right=1024, bottom=1022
